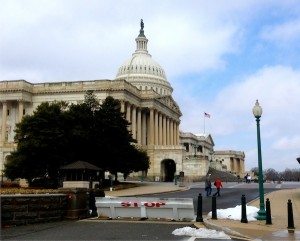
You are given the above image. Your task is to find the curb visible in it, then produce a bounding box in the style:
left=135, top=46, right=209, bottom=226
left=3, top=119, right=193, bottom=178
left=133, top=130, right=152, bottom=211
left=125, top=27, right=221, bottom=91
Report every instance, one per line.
left=199, top=218, right=254, bottom=241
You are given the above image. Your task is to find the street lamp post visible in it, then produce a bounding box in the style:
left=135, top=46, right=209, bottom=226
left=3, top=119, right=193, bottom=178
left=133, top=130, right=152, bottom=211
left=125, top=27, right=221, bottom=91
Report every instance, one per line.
left=252, top=100, right=266, bottom=220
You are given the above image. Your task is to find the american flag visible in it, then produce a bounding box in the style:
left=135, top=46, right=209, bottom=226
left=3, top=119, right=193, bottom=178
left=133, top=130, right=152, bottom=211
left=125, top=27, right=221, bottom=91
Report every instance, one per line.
left=204, top=112, right=211, bottom=118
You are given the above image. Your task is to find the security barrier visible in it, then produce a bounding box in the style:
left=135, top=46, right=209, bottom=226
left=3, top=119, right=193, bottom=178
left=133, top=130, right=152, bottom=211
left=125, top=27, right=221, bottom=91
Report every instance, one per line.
left=95, top=197, right=194, bottom=221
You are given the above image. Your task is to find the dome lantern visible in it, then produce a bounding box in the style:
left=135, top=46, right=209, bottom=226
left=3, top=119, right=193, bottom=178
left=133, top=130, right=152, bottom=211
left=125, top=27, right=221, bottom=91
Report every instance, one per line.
left=115, top=20, right=173, bottom=96
left=135, top=19, right=149, bottom=55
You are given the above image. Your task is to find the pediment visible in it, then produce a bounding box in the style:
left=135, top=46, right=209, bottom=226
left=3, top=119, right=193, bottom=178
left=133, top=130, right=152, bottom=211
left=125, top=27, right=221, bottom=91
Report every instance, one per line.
left=196, top=133, right=215, bottom=146
left=157, top=95, right=181, bottom=115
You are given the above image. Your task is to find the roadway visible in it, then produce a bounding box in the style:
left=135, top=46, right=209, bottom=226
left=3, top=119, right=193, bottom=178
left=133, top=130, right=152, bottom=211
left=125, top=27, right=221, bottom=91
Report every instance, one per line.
left=146, top=181, right=287, bottom=214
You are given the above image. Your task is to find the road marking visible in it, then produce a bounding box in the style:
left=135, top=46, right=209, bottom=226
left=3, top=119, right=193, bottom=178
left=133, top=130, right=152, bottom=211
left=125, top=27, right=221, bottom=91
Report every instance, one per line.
left=275, top=184, right=281, bottom=188
left=228, top=183, right=244, bottom=188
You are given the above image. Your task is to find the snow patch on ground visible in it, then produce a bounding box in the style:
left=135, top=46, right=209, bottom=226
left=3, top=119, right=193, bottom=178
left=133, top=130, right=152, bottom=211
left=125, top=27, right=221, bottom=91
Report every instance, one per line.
left=208, top=205, right=259, bottom=221
left=172, top=226, right=231, bottom=239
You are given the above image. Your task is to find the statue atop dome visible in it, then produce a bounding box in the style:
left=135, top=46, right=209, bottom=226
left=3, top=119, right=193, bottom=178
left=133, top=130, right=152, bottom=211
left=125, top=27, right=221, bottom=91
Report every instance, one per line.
left=139, top=19, right=145, bottom=37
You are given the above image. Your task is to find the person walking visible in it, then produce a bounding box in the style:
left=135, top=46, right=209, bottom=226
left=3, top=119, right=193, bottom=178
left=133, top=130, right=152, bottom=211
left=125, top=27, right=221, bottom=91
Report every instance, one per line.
left=204, top=174, right=212, bottom=197
left=213, top=177, right=223, bottom=197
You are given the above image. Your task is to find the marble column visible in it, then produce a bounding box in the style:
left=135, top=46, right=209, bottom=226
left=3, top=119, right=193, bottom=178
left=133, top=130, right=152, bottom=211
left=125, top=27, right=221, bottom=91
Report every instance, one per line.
left=154, top=110, right=159, bottom=145
left=137, top=108, right=142, bottom=145
left=131, top=106, right=136, bottom=139
left=173, top=121, right=176, bottom=145
left=174, top=122, right=177, bottom=145
left=170, top=120, right=174, bottom=145
left=149, top=109, right=154, bottom=145
left=176, top=122, right=179, bottom=145
left=236, top=159, right=241, bottom=174
left=18, top=100, right=24, bottom=122
left=126, top=103, right=131, bottom=132
left=163, top=115, right=167, bottom=145
left=230, top=158, right=234, bottom=173
left=142, top=111, right=147, bottom=145
left=158, top=113, right=163, bottom=145
left=126, top=103, right=131, bottom=122
left=166, top=117, right=170, bottom=145
left=120, top=101, right=125, bottom=113
left=241, top=160, right=243, bottom=174
left=1, top=101, right=7, bottom=143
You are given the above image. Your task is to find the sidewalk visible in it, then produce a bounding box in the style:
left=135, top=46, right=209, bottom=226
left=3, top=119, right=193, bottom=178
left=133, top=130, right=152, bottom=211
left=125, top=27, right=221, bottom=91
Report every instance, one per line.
left=202, top=188, right=300, bottom=240
left=105, top=182, right=300, bottom=240
left=104, top=181, right=187, bottom=197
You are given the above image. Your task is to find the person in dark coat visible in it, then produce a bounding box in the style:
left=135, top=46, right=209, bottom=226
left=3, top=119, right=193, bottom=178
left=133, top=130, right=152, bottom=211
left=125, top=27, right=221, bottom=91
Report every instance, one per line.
left=205, top=174, right=212, bottom=196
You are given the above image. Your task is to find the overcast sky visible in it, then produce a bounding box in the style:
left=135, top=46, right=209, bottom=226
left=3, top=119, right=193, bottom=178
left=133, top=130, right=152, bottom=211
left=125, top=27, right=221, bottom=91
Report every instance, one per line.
left=1, top=0, right=300, bottom=171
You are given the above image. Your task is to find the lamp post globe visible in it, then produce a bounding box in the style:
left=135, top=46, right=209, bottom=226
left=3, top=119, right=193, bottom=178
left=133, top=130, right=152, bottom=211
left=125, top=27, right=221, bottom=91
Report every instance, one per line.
left=252, top=100, right=263, bottom=118
left=252, top=100, right=266, bottom=220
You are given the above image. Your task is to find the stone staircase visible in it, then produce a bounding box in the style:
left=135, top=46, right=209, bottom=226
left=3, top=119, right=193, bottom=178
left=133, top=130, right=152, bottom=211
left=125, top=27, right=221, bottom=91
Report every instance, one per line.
left=200, top=167, right=240, bottom=182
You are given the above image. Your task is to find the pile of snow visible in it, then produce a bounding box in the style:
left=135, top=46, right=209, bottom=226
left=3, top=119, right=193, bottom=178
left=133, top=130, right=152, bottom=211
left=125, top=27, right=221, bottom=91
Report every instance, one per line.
left=172, top=227, right=231, bottom=239
left=207, top=205, right=259, bottom=221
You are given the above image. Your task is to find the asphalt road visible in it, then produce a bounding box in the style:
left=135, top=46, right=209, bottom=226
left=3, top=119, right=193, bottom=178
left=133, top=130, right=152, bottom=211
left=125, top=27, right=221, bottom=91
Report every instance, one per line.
left=2, top=219, right=243, bottom=241
left=143, top=182, right=280, bottom=214
left=2, top=220, right=191, bottom=240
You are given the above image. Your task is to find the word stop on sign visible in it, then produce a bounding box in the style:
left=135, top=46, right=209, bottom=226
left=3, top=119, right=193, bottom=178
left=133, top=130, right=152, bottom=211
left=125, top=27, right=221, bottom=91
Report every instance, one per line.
left=121, top=201, right=166, bottom=208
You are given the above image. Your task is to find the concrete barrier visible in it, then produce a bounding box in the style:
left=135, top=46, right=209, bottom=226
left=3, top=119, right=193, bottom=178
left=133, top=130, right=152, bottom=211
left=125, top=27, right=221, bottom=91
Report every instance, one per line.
left=96, top=197, right=194, bottom=221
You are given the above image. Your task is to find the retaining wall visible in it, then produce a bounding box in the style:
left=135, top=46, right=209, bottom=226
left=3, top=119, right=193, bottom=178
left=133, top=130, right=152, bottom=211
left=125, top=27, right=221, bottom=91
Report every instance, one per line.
left=1, top=194, right=67, bottom=226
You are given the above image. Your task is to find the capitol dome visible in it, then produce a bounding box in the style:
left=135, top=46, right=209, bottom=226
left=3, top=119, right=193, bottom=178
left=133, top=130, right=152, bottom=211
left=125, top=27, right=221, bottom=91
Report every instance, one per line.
left=116, top=20, right=173, bottom=96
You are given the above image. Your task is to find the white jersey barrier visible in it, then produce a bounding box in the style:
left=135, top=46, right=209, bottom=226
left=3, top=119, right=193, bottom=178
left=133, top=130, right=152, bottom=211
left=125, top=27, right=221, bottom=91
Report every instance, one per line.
left=95, top=197, right=194, bottom=221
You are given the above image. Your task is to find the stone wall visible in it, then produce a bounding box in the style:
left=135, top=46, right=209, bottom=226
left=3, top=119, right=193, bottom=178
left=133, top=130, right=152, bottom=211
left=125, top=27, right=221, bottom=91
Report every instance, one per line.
left=1, top=194, right=67, bottom=226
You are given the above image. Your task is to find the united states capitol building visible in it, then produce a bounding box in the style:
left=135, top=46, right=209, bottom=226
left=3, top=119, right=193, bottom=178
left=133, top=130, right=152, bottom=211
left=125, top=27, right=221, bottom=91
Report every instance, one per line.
left=0, top=21, right=245, bottom=182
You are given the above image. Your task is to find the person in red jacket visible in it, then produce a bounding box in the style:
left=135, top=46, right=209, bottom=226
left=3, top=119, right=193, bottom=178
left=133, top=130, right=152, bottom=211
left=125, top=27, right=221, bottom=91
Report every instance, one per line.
left=213, top=177, right=223, bottom=197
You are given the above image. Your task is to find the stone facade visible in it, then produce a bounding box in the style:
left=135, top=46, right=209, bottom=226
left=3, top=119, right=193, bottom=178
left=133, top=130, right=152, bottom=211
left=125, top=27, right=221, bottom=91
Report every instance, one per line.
left=213, top=150, right=245, bottom=176
left=180, top=132, right=213, bottom=180
left=0, top=79, right=181, bottom=181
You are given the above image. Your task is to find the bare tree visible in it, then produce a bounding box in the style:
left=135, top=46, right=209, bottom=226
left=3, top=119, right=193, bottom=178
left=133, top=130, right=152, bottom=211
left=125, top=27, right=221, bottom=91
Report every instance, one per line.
left=264, top=168, right=279, bottom=181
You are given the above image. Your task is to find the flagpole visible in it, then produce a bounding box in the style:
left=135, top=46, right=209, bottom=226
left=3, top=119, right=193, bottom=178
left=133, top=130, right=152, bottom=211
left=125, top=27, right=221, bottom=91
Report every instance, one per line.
left=203, top=112, right=206, bottom=134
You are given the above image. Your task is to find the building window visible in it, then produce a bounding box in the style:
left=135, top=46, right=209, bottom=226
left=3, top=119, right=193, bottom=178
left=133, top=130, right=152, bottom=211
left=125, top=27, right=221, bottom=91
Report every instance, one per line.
left=183, top=143, right=189, bottom=152
left=7, top=109, right=10, bottom=116
left=197, top=145, right=203, bottom=152
left=23, top=109, right=26, bottom=115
